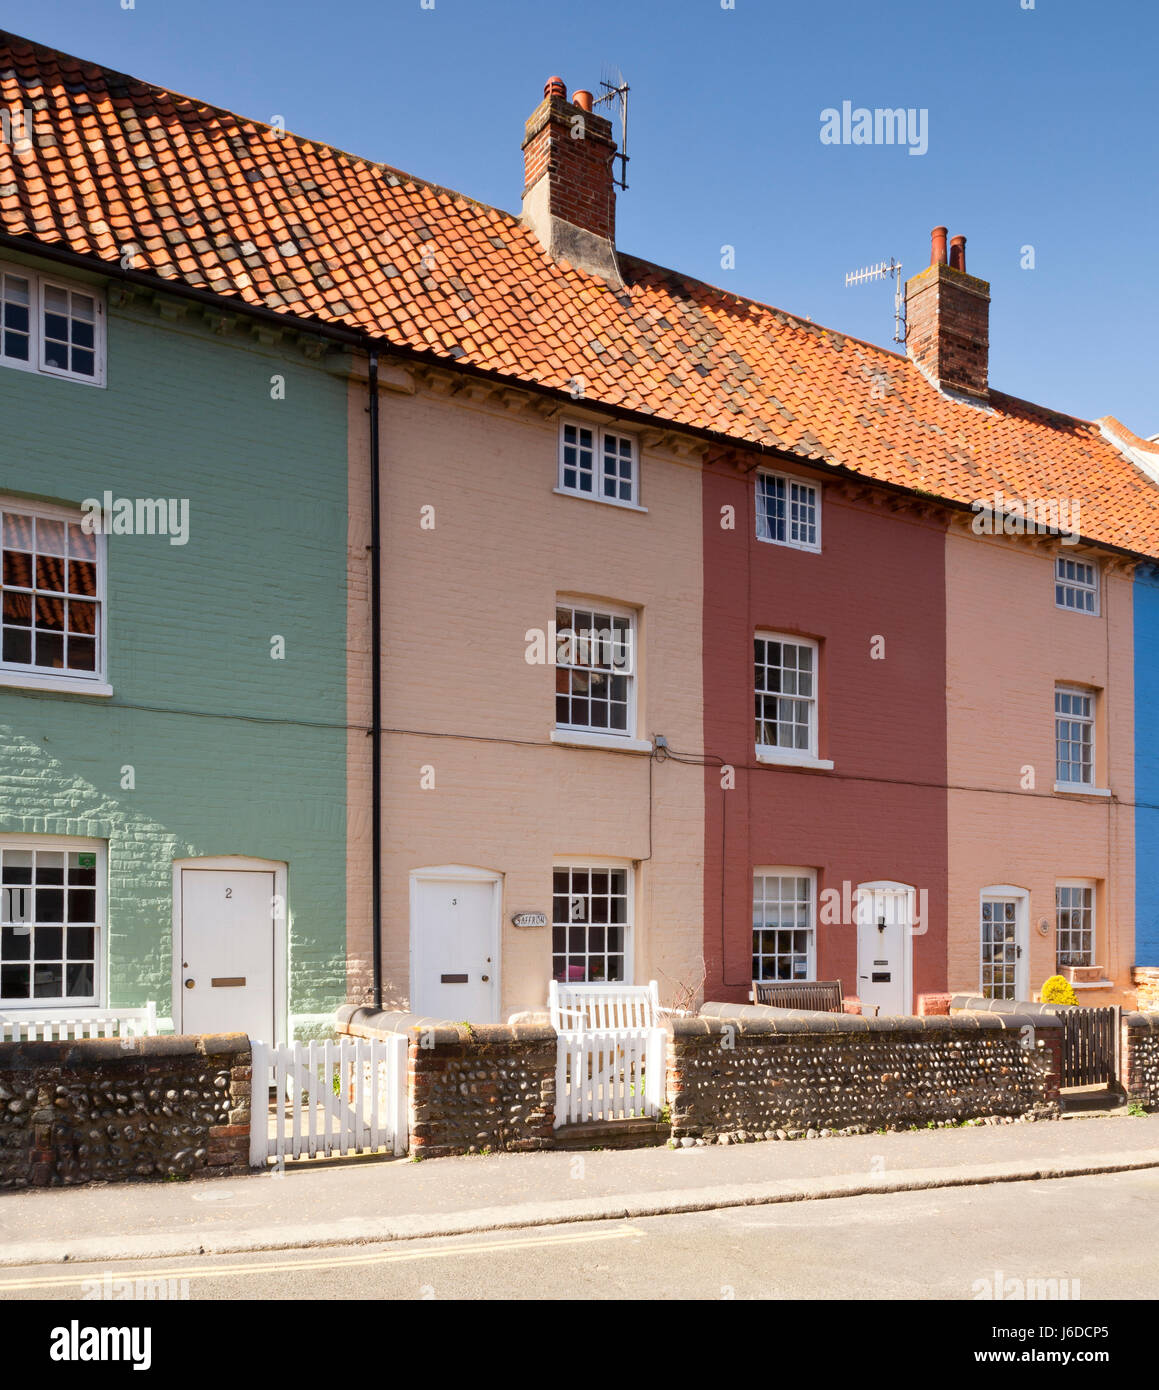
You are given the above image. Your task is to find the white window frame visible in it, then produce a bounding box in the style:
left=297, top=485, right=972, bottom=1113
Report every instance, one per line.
left=551, top=598, right=651, bottom=752
left=0, top=259, right=106, bottom=387
left=1054, top=555, right=1099, bottom=615
left=0, top=834, right=107, bottom=1011
left=552, top=858, right=635, bottom=985
left=0, top=496, right=111, bottom=695
left=1054, top=685, right=1095, bottom=790
left=1056, top=879, right=1097, bottom=971
left=557, top=419, right=642, bottom=509
left=755, top=469, right=821, bottom=552
left=979, top=885, right=1029, bottom=1002
left=754, top=631, right=832, bottom=768
left=752, top=867, right=817, bottom=983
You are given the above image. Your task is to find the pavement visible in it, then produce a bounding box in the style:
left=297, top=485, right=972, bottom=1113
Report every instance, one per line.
left=5, top=1171, right=1157, bottom=1301
left=1, top=1112, right=1157, bottom=1268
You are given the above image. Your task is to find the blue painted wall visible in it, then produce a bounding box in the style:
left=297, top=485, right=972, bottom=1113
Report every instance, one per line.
left=1135, top=566, right=1159, bottom=965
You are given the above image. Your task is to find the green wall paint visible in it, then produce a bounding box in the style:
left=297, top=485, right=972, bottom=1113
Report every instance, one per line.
left=0, top=270, right=350, bottom=1035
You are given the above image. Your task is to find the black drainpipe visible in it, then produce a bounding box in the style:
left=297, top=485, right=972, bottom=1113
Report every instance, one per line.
left=368, top=353, right=383, bottom=1011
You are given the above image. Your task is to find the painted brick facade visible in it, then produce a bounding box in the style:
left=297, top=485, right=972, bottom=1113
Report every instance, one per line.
left=701, top=457, right=948, bottom=1007
left=345, top=367, right=705, bottom=1019
left=945, top=523, right=1135, bottom=1005
left=0, top=261, right=351, bottom=1035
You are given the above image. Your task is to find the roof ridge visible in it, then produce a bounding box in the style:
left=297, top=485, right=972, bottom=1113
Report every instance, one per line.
left=0, top=27, right=520, bottom=223
left=1, top=27, right=916, bottom=365
left=4, top=28, right=1159, bottom=559
left=619, top=251, right=909, bottom=365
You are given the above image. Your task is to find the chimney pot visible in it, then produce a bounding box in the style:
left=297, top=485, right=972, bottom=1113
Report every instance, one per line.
left=906, top=229, right=989, bottom=399
left=522, top=75, right=620, bottom=281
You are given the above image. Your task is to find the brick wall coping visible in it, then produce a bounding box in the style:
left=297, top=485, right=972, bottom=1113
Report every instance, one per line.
left=694, top=1001, right=1059, bottom=1036
left=951, top=995, right=1159, bottom=1027
left=0, top=1031, right=249, bottom=1069
left=336, top=1005, right=556, bottom=1046
left=949, top=994, right=1074, bottom=1016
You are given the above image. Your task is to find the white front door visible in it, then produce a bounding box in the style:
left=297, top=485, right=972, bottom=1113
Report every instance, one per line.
left=411, top=871, right=499, bottom=1022
left=179, top=868, right=276, bottom=1041
left=855, top=883, right=912, bottom=1016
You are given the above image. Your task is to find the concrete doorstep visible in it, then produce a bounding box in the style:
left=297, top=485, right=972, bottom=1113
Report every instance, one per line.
left=2, top=1142, right=1158, bottom=1268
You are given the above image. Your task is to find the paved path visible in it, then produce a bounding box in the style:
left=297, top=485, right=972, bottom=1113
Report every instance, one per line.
left=2, top=1170, right=1154, bottom=1301
left=1, top=1113, right=1157, bottom=1266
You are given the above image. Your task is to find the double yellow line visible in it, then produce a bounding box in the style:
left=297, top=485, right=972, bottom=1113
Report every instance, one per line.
left=0, top=1224, right=644, bottom=1293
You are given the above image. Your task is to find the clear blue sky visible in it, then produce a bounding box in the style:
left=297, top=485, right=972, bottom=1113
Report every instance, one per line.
left=13, top=0, right=1158, bottom=431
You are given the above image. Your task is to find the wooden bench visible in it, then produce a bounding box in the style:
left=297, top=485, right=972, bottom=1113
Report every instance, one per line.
left=0, top=1002, right=159, bottom=1041
left=751, top=980, right=844, bottom=1013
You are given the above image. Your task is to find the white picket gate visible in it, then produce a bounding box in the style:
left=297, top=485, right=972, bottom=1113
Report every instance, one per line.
left=554, top=1026, right=666, bottom=1126
left=0, top=1003, right=159, bottom=1041
left=249, top=1035, right=408, bottom=1165
left=549, top=981, right=666, bottom=1128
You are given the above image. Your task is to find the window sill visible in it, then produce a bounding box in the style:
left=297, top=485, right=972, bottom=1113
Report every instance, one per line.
left=553, top=488, right=648, bottom=514
left=551, top=730, right=653, bottom=754
left=0, top=672, right=113, bottom=697
left=755, top=749, right=834, bottom=771
left=1053, top=782, right=1111, bottom=798
left=755, top=534, right=821, bottom=554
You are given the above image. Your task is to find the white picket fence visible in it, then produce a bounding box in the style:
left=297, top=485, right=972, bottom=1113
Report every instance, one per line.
left=250, top=1036, right=408, bottom=1165
left=0, top=1003, right=159, bottom=1041
left=549, top=981, right=666, bottom=1128
left=554, top=1025, right=666, bottom=1127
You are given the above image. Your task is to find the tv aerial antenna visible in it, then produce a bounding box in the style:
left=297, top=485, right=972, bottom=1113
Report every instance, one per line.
left=594, top=65, right=630, bottom=190
left=845, top=257, right=905, bottom=344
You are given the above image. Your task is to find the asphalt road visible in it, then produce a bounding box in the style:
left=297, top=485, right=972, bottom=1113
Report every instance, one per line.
left=2, top=1169, right=1155, bottom=1301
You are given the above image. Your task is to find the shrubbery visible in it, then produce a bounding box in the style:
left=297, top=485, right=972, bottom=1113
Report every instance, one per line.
left=1040, top=974, right=1078, bottom=1006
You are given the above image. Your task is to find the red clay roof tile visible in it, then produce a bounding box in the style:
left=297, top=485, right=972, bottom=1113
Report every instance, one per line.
left=2, top=30, right=1157, bottom=554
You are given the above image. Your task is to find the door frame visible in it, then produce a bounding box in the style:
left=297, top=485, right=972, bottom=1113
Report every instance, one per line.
left=409, top=865, right=502, bottom=1023
left=171, top=856, right=288, bottom=1042
left=855, top=880, right=915, bottom=1014
left=979, top=885, right=1030, bottom=1002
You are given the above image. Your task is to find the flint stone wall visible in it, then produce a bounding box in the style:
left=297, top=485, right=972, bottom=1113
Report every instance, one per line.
left=0, top=1032, right=251, bottom=1188
left=1122, top=1012, right=1159, bottom=1107
left=338, top=1006, right=556, bottom=1157
left=672, top=1005, right=1061, bottom=1142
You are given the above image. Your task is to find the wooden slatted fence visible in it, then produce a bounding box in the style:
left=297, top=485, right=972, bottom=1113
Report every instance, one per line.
left=1060, top=1006, right=1119, bottom=1088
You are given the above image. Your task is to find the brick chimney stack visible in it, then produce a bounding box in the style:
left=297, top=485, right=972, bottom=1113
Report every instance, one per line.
left=521, top=76, right=620, bottom=283
left=904, top=226, right=991, bottom=401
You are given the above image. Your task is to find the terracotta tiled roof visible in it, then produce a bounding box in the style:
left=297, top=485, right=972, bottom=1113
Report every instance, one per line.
left=3, top=31, right=1158, bottom=555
